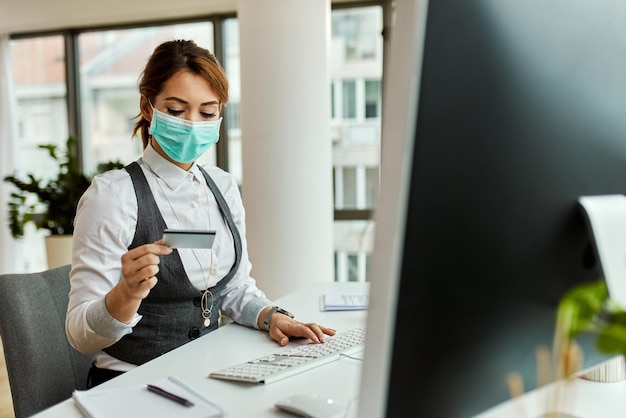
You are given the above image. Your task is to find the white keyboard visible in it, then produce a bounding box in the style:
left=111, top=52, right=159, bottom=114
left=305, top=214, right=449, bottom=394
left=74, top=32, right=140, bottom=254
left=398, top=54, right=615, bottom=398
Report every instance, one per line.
left=208, top=327, right=366, bottom=384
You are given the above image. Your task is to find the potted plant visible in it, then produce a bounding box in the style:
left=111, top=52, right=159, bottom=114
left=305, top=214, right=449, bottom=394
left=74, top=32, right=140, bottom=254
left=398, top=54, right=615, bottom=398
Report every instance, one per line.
left=3, top=136, right=123, bottom=267
left=553, top=279, right=626, bottom=384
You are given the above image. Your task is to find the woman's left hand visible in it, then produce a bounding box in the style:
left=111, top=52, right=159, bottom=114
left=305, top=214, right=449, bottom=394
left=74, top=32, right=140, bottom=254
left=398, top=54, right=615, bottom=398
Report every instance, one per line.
left=267, top=312, right=336, bottom=346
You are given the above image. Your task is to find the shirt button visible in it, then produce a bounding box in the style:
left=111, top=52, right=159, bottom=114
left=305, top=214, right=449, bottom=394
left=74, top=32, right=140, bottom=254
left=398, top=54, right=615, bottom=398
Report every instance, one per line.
left=191, top=201, right=199, bottom=208
left=209, top=267, right=217, bottom=276
left=188, top=327, right=200, bottom=340
left=193, top=296, right=202, bottom=307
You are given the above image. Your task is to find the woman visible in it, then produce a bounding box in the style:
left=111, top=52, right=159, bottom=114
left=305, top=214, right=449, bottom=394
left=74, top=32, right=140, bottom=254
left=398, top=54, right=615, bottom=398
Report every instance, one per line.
left=66, top=39, right=335, bottom=388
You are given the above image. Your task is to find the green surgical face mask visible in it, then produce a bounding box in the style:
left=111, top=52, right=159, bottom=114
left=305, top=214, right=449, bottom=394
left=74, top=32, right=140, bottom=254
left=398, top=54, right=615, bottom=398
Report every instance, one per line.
left=149, top=107, right=222, bottom=164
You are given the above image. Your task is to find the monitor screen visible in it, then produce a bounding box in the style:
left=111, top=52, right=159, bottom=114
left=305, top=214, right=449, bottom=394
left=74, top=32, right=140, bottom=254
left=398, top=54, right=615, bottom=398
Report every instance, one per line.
left=358, top=0, right=626, bottom=417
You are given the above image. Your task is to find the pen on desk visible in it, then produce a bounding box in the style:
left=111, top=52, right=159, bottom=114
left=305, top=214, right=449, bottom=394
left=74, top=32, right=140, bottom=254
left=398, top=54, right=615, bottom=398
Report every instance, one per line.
left=146, top=384, right=195, bottom=407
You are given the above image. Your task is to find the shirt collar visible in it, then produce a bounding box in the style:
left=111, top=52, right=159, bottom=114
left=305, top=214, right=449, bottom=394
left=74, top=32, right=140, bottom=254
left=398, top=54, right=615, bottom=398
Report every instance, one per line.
left=143, top=141, right=204, bottom=190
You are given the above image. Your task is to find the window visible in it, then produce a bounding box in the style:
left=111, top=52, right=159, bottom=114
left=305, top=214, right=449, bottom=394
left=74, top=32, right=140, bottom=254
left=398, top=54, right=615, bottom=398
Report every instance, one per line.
left=365, top=167, right=379, bottom=208
left=78, top=23, right=215, bottom=174
left=341, top=167, right=358, bottom=208
left=331, top=5, right=383, bottom=282
left=332, top=7, right=381, bottom=61
left=10, top=35, right=68, bottom=272
left=334, top=165, right=379, bottom=211
left=331, top=83, right=336, bottom=119
left=223, top=18, right=242, bottom=185
left=341, top=80, right=357, bottom=120
left=364, top=79, right=381, bottom=119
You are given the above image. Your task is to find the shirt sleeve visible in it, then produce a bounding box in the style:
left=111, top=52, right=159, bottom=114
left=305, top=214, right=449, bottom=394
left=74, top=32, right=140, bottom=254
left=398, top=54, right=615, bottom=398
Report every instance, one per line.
left=215, top=174, right=273, bottom=328
left=65, top=170, right=141, bottom=354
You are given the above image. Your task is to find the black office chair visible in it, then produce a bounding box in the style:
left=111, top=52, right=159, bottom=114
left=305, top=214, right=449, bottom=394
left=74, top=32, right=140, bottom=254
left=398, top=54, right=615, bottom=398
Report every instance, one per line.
left=0, top=264, right=93, bottom=418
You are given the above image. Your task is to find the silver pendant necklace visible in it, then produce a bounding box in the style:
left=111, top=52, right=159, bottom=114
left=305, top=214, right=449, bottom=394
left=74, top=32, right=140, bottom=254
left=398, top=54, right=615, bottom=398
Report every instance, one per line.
left=152, top=167, right=215, bottom=328
left=201, top=289, right=214, bottom=327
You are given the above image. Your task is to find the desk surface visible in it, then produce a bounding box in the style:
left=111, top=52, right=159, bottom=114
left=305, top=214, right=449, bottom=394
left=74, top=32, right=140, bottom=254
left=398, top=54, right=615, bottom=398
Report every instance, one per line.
left=474, top=356, right=626, bottom=418
left=34, top=281, right=368, bottom=418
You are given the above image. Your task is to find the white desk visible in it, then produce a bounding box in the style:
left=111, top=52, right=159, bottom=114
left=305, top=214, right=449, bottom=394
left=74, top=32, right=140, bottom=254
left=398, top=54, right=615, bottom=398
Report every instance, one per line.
left=474, top=357, right=626, bottom=418
left=33, top=281, right=368, bottom=418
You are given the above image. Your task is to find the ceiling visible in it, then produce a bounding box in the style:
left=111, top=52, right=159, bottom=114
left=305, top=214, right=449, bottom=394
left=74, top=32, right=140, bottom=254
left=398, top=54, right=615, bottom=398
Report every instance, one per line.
left=0, top=0, right=367, bottom=35
left=0, top=0, right=238, bottom=34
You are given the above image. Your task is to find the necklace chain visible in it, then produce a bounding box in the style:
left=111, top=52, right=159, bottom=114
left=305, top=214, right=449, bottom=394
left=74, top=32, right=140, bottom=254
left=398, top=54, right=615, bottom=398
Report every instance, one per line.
left=151, top=167, right=215, bottom=327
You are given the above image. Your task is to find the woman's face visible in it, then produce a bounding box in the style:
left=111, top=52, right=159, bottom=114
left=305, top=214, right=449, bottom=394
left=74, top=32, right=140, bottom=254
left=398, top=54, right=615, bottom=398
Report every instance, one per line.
left=141, top=70, right=221, bottom=169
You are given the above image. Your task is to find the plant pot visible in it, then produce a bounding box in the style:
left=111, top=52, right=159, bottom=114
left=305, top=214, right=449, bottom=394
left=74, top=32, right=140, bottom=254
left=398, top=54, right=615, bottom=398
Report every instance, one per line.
left=580, top=355, right=626, bottom=382
left=45, top=235, right=73, bottom=269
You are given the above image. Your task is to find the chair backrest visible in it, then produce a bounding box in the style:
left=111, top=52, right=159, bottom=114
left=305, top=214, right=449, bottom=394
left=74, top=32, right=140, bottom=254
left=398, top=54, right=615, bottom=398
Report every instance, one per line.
left=0, top=264, right=93, bottom=418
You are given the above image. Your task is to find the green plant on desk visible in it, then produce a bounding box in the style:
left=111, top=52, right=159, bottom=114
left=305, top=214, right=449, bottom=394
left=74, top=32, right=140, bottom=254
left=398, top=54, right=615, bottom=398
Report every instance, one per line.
left=556, top=280, right=626, bottom=361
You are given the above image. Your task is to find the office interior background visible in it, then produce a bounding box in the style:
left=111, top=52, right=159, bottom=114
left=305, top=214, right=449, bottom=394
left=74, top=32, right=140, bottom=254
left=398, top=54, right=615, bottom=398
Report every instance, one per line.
left=0, top=1, right=387, bottom=290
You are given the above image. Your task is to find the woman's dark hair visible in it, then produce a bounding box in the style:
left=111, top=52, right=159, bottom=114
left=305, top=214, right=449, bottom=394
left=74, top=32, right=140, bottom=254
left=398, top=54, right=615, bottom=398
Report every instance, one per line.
left=133, top=39, right=229, bottom=148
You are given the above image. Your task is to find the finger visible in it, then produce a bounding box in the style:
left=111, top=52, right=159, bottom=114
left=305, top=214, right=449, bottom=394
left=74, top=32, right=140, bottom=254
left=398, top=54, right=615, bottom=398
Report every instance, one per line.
left=285, top=323, right=322, bottom=343
left=295, top=324, right=335, bottom=343
left=271, top=325, right=290, bottom=346
left=121, top=254, right=161, bottom=281
left=126, top=242, right=172, bottom=261
left=319, top=325, right=337, bottom=337
left=137, top=275, right=158, bottom=289
left=135, top=264, right=160, bottom=283
left=304, top=323, right=326, bottom=343
left=121, top=241, right=170, bottom=279
left=130, top=276, right=158, bottom=299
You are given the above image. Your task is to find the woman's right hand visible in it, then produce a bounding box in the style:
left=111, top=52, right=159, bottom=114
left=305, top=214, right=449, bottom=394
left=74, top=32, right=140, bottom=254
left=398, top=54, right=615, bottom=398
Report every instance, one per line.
left=106, top=240, right=172, bottom=323
left=119, top=240, right=173, bottom=299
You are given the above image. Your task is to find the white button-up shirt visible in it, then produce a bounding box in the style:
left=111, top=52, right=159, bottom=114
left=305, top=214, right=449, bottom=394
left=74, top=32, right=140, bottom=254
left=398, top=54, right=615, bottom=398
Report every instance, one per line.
left=66, top=143, right=272, bottom=371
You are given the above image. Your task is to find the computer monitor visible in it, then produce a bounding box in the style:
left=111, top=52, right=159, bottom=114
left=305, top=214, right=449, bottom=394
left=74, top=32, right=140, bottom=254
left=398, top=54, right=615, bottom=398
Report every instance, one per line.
left=357, top=0, right=626, bottom=417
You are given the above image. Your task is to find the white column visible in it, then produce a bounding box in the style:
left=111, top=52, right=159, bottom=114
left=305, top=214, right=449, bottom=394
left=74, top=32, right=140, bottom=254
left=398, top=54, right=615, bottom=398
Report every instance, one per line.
left=238, top=0, right=334, bottom=299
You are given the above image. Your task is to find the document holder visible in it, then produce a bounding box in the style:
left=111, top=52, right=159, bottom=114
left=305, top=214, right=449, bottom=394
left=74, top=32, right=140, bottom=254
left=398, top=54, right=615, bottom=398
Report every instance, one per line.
left=578, top=194, right=626, bottom=308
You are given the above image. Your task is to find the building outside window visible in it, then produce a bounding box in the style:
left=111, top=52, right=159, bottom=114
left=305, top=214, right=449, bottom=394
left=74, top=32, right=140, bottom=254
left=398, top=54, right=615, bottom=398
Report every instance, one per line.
left=331, top=5, right=383, bottom=282
left=365, top=79, right=381, bottom=119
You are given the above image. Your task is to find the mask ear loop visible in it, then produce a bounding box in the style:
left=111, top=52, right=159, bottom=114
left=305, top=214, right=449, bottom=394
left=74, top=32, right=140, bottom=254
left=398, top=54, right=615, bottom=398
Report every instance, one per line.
left=145, top=98, right=157, bottom=145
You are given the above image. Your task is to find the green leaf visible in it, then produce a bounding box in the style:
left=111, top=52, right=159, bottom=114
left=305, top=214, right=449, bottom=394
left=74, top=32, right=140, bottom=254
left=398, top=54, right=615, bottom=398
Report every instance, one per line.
left=557, top=280, right=626, bottom=356
left=3, top=136, right=125, bottom=238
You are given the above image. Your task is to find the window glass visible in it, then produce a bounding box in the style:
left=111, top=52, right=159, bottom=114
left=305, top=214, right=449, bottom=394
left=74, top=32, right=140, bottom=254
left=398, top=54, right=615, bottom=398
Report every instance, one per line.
left=333, top=220, right=374, bottom=282
left=78, top=23, right=215, bottom=174
left=341, top=80, right=357, bottom=120
left=332, top=7, right=381, bottom=61
left=10, top=35, right=68, bottom=272
left=347, top=254, right=359, bottom=282
left=331, top=83, right=336, bottom=119
left=223, top=18, right=242, bottom=185
left=365, top=167, right=379, bottom=208
left=364, top=79, right=381, bottom=119
left=331, top=5, right=383, bottom=282
left=342, top=167, right=358, bottom=209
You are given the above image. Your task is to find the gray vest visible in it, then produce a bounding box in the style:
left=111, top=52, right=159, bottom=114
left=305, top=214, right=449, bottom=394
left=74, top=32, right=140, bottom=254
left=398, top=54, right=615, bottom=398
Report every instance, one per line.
left=103, top=162, right=242, bottom=365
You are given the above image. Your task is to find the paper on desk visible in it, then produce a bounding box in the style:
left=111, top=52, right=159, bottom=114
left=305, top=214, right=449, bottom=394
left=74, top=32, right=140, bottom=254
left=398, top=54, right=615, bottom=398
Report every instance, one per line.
left=320, top=292, right=369, bottom=311
left=72, top=376, right=226, bottom=418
